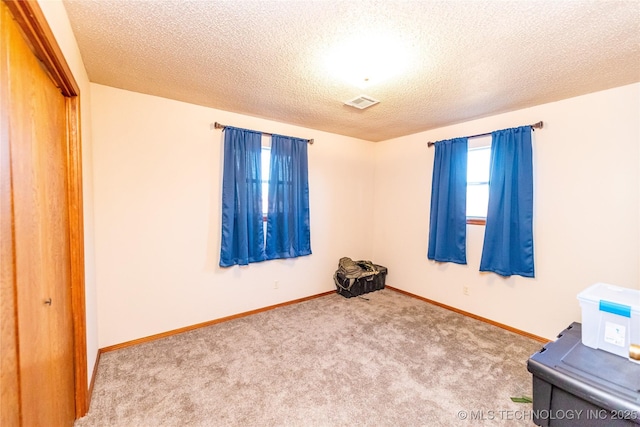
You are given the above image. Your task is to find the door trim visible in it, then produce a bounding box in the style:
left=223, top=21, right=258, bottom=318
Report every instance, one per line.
left=4, top=0, right=88, bottom=417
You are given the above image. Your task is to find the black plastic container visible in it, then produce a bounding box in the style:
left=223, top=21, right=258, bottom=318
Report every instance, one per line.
left=527, top=322, right=640, bottom=426
left=335, top=265, right=387, bottom=298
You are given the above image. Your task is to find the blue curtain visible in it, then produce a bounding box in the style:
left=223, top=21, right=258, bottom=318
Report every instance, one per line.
left=266, top=134, right=312, bottom=259
left=480, top=126, right=534, bottom=277
left=219, top=127, right=266, bottom=267
left=428, top=137, right=468, bottom=264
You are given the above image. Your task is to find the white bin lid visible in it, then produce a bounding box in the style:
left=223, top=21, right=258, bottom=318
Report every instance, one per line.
left=577, top=283, right=640, bottom=313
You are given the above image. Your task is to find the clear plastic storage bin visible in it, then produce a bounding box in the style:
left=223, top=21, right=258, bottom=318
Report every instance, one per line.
left=577, top=283, right=640, bottom=359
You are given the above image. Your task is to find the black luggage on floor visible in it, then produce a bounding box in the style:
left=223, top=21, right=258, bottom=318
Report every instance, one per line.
left=334, top=258, right=387, bottom=298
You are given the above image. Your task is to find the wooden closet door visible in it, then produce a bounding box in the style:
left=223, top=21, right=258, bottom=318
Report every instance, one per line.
left=1, top=2, right=76, bottom=425
left=0, top=3, right=21, bottom=423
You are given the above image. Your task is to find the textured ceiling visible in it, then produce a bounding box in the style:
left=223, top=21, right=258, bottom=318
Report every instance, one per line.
left=63, top=0, right=640, bottom=142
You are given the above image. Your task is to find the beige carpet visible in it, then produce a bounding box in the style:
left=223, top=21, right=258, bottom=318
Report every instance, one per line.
left=75, top=289, right=542, bottom=426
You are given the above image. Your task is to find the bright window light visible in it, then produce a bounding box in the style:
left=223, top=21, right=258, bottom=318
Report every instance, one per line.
left=467, top=144, right=491, bottom=218
left=261, top=146, right=270, bottom=217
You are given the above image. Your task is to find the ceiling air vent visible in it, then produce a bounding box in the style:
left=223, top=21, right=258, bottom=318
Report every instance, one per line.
left=344, top=95, right=379, bottom=110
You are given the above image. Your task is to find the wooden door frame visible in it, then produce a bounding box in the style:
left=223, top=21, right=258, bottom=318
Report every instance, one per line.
left=4, top=0, right=89, bottom=418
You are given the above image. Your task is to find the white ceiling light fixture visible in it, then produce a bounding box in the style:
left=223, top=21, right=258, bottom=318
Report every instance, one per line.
left=324, top=33, right=412, bottom=88
left=344, top=95, right=379, bottom=110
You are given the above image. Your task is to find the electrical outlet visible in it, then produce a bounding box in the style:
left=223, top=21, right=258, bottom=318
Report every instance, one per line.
left=463, top=286, right=469, bottom=296
left=274, top=280, right=279, bottom=289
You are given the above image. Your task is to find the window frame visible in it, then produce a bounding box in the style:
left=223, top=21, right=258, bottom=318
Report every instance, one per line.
left=466, top=136, right=491, bottom=226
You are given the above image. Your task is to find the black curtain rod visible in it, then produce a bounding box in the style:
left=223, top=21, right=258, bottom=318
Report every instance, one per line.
left=427, top=121, right=543, bottom=147
left=213, top=122, right=314, bottom=145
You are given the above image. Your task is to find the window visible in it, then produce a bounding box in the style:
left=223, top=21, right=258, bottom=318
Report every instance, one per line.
left=261, top=145, right=271, bottom=219
left=467, top=136, right=491, bottom=224
left=220, top=128, right=311, bottom=267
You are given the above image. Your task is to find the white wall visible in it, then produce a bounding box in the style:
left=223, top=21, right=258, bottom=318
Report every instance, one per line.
left=37, top=0, right=98, bottom=386
left=92, top=83, right=639, bottom=347
left=90, top=84, right=375, bottom=347
left=373, top=83, right=640, bottom=340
